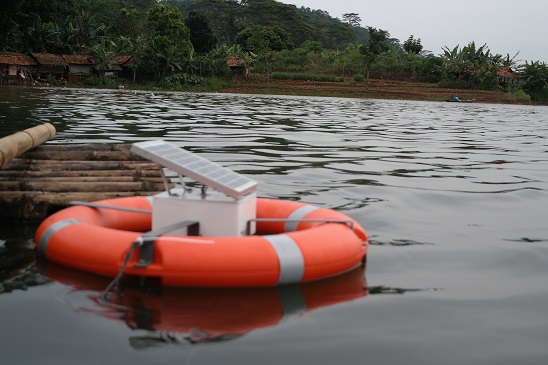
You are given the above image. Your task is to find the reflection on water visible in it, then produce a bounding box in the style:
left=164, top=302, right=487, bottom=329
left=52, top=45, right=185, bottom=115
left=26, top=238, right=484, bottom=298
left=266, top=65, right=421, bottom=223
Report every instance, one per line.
left=0, top=239, right=422, bottom=349
left=40, top=261, right=367, bottom=347
left=1, top=86, right=548, bottom=364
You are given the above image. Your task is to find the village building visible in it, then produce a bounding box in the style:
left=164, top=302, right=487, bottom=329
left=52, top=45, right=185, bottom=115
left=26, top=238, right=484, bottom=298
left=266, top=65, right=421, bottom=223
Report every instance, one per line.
left=113, top=55, right=132, bottom=65
left=103, top=56, right=123, bottom=78
left=2, top=52, right=258, bottom=85
left=227, top=57, right=251, bottom=78
left=497, top=66, right=523, bottom=87
left=61, top=54, right=94, bottom=82
left=115, top=55, right=135, bottom=81
left=0, top=52, right=37, bottom=84
left=31, top=53, right=68, bottom=81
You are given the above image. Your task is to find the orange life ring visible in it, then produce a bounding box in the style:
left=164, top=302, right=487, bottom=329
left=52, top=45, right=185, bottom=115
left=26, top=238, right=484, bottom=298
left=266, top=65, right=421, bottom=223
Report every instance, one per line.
left=35, top=196, right=367, bottom=287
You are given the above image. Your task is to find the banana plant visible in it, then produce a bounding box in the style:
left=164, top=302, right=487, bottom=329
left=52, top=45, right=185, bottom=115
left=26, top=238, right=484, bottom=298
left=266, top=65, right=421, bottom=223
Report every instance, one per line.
left=89, top=40, right=116, bottom=76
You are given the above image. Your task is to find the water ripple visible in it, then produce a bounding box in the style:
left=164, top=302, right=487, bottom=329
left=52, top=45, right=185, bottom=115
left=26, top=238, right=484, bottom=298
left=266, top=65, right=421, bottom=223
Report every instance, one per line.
left=2, top=86, right=546, bottom=250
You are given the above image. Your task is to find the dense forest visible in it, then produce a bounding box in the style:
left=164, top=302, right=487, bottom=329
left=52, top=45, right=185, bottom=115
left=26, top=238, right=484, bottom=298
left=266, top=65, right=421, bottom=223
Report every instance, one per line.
left=1, top=0, right=547, bottom=100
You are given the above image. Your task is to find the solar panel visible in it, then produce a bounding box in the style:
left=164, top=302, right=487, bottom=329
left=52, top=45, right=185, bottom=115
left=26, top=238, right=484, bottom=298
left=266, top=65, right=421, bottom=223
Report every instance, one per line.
left=131, top=140, right=257, bottom=199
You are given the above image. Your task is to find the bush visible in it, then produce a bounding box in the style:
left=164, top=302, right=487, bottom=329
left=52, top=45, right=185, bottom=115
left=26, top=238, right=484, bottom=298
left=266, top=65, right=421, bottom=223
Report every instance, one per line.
left=499, top=85, right=531, bottom=102
left=46, top=74, right=57, bottom=85
left=520, top=61, right=548, bottom=101
left=160, top=73, right=207, bottom=89
left=84, top=75, right=117, bottom=88
left=353, top=74, right=364, bottom=82
left=526, top=88, right=548, bottom=101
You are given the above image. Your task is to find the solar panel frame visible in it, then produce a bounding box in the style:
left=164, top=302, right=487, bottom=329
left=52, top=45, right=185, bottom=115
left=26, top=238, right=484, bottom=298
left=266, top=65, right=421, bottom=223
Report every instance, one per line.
left=131, top=140, right=257, bottom=199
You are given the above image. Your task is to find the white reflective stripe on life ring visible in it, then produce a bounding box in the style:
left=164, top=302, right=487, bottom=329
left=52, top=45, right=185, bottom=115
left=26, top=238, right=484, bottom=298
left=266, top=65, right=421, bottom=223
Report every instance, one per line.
left=39, top=219, right=81, bottom=256
left=284, top=205, right=318, bottom=232
left=264, top=234, right=304, bottom=285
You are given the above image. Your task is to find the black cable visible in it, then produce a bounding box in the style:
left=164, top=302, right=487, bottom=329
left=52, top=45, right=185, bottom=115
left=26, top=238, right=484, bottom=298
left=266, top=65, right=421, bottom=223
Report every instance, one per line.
left=98, top=239, right=141, bottom=309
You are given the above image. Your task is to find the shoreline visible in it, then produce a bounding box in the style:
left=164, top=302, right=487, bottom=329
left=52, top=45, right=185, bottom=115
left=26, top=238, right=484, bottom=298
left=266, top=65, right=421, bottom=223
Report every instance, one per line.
left=3, top=76, right=546, bottom=106
left=218, top=77, right=546, bottom=106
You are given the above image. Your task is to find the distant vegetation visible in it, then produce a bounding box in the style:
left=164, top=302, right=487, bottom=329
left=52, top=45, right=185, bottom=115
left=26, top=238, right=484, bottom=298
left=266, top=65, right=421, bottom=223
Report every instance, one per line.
left=1, top=0, right=547, bottom=100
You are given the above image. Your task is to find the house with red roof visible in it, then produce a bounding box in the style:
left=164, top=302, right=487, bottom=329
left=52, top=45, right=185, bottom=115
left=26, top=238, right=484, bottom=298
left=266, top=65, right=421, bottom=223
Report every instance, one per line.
left=0, top=52, right=37, bottom=83
left=497, top=66, right=524, bottom=87
left=31, top=53, right=68, bottom=80
left=61, top=54, right=94, bottom=81
left=227, top=57, right=252, bottom=78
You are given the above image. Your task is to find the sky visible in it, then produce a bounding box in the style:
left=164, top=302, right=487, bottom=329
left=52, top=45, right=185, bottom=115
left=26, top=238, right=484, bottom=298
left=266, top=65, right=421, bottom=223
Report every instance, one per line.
left=279, top=0, right=548, bottom=64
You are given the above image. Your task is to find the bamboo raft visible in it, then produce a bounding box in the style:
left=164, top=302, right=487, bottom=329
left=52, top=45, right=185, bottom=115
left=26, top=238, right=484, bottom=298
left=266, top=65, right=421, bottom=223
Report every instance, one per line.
left=0, top=124, right=165, bottom=221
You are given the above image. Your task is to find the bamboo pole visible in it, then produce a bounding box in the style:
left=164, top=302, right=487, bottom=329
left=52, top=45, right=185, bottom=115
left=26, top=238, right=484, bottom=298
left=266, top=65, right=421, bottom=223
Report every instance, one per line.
left=22, top=149, right=136, bottom=161
left=0, top=191, right=163, bottom=221
left=0, top=169, right=162, bottom=178
left=0, top=181, right=166, bottom=193
left=1, top=160, right=159, bottom=171
left=0, top=123, right=56, bottom=167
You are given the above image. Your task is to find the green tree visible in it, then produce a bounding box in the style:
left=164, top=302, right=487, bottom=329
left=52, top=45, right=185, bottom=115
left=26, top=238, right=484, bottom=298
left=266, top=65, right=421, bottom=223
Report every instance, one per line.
left=26, top=20, right=65, bottom=53
left=359, top=27, right=390, bottom=86
left=122, top=0, right=158, bottom=10
left=0, top=0, right=76, bottom=52
left=403, top=35, right=423, bottom=55
left=520, top=61, right=548, bottom=101
left=144, top=4, right=194, bottom=80
left=185, top=11, right=218, bottom=55
left=114, top=8, right=148, bottom=82
left=501, top=52, right=520, bottom=68
left=114, top=34, right=146, bottom=83
left=441, top=42, right=501, bottom=88
left=291, top=6, right=357, bottom=48
left=188, top=0, right=245, bottom=45
left=147, top=34, right=192, bottom=80
left=342, top=13, right=361, bottom=27
left=116, top=7, right=146, bottom=41
left=63, top=10, right=110, bottom=54
left=236, top=24, right=293, bottom=53
left=300, top=40, right=323, bottom=54
left=239, top=0, right=312, bottom=47
left=74, top=0, right=121, bottom=26
left=147, top=4, right=189, bottom=39
left=236, top=24, right=294, bottom=79
left=339, top=43, right=365, bottom=76
left=207, top=43, right=231, bottom=76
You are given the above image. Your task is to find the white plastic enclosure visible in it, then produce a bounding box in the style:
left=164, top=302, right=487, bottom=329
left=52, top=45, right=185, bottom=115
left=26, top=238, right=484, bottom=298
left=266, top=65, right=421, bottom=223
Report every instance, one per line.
left=152, top=188, right=256, bottom=237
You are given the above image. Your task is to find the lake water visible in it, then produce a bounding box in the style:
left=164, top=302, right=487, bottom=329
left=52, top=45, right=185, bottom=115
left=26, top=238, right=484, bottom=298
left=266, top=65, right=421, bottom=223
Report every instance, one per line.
left=1, top=86, right=548, bottom=364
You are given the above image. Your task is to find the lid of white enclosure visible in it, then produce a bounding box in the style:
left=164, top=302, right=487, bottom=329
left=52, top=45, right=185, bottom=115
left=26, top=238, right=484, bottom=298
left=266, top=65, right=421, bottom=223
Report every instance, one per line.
left=131, top=140, right=257, bottom=199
